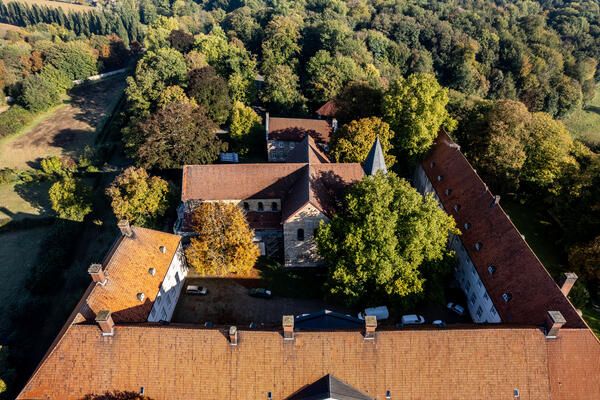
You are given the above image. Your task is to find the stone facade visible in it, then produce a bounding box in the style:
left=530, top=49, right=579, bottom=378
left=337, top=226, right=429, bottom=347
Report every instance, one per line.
left=148, top=243, right=188, bottom=322
left=283, top=203, right=328, bottom=267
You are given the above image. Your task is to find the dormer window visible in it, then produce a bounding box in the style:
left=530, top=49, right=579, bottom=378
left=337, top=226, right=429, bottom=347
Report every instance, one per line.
left=436, top=175, right=443, bottom=181
left=474, top=242, right=482, bottom=251
left=243, top=202, right=250, bottom=211
left=445, top=188, right=452, bottom=196
left=271, top=202, right=278, bottom=211
left=502, top=292, right=512, bottom=302
left=464, top=222, right=471, bottom=230
left=488, top=265, right=496, bottom=275
left=257, top=202, right=264, bottom=211
left=453, top=204, right=461, bottom=212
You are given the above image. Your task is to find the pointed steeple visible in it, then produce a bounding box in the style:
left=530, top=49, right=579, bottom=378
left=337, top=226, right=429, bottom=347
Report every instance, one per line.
left=364, top=136, right=387, bottom=175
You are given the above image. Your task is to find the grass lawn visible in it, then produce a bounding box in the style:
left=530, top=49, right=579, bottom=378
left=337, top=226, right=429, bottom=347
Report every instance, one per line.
left=0, top=227, right=51, bottom=340
left=565, top=85, right=600, bottom=147
left=583, top=307, right=600, bottom=338
left=501, top=198, right=565, bottom=276
left=0, top=181, right=52, bottom=225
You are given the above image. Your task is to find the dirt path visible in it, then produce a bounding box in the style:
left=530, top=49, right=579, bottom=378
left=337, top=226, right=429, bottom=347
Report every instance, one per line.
left=0, top=77, right=126, bottom=169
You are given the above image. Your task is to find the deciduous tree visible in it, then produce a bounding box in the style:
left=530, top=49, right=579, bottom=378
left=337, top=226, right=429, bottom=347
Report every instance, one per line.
left=185, top=202, right=259, bottom=276
left=330, top=117, right=396, bottom=167
left=49, top=176, right=92, bottom=222
left=315, top=172, right=458, bottom=305
left=128, top=102, right=225, bottom=168
left=383, top=73, right=455, bottom=158
left=106, top=167, right=170, bottom=227
left=187, top=66, right=232, bottom=125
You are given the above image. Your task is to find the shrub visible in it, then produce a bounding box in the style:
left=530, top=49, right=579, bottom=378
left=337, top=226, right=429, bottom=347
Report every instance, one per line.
left=0, top=106, right=33, bottom=138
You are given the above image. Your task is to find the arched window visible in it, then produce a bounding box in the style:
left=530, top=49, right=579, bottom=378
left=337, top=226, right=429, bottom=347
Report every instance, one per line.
left=271, top=202, right=278, bottom=211
left=257, top=202, right=264, bottom=211
left=297, top=229, right=305, bottom=241
left=243, top=202, right=250, bottom=211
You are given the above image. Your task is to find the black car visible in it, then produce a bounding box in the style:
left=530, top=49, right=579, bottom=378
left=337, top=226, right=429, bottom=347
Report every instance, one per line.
left=248, top=288, right=273, bottom=299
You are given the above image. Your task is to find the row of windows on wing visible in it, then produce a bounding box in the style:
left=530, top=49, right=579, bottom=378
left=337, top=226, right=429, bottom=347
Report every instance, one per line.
left=431, top=160, right=513, bottom=305
left=243, top=201, right=279, bottom=212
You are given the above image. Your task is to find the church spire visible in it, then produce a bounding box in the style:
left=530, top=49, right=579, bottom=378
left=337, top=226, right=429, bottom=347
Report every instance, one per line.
left=364, top=136, right=387, bottom=175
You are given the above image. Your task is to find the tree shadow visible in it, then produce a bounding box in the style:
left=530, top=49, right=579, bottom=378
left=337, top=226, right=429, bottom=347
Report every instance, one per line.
left=584, top=105, right=600, bottom=116
left=12, top=179, right=53, bottom=217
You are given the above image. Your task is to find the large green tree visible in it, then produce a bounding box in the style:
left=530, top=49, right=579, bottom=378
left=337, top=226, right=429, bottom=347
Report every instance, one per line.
left=315, top=172, right=459, bottom=305
left=127, top=102, right=225, bottom=168
left=106, top=167, right=170, bottom=227
left=383, top=73, right=455, bottom=158
left=49, top=176, right=92, bottom=222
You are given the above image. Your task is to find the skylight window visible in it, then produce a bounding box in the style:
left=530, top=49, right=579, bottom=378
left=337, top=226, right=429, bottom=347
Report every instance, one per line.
left=502, top=292, right=512, bottom=302
left=474, top=242, right=482, bottom=251
left=488, top=265, right=496, bottom=275
left=464, top=222, right=471, bottom=230
left=453, top=204, right=461, bottom=212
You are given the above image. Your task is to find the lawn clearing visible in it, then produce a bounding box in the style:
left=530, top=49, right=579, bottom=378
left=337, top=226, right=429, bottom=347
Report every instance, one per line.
left=0, top=181, right=52, bottom=224
left=0, top=76, right=126, bottom=170
left=501, top=198, right=565, bottom=276
left=0, top=22, right=25, bottom=35
left=565, top=85, right=600, bottom=147
left=4, top=0, right=94, bottom=12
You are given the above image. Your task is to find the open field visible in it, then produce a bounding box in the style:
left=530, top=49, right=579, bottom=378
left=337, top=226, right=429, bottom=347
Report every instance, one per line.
left=0, top=22, right=26, bottom=35
left=0, top=77, right=126, bottom=170
left=565, top=85, right=600, bottom=147
left=0, top=181, right=52, bottom=224
left=4, top=0, right=94, bottom=12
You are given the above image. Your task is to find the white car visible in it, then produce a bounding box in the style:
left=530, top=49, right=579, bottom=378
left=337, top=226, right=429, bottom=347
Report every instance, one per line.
left=186, top=285, right=208, bottom=295
left=401, top=314, right=425, bottom=325
left=357, top=306, right=389, bottom=320
left=447, top=302, right=465, bottom=316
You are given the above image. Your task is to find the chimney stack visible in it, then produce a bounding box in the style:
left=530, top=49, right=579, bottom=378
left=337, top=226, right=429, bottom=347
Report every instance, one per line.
left=545, top=311, right=566, bottom=339
left=332, top=118, right=339, bottom=132
left=117, top=219, right=133, bottom=238
left=265, top=112, right=270, bottom=141
left=364, top=315, right=377, bottom=340
left=282, top=315, right=294, bottom=341
left=490, top=195, right=500, bottom=207
left=229, top=326, right=238, bottom=346
left=559, top=272, right=578, bottom=297
left=96, top=310, right=114, bottom=336
left=88, top=263, right=107, bottom=285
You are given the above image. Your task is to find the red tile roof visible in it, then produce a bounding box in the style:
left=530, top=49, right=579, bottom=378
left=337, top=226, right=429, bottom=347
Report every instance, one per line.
left=79, top=227, right=181, bottom=323
left=268, top=117, right=333, bottom=143
left=422, top=132, right=586, bottom=328
left=20, top=325, right=585, bottom=400
left=315, top=100, right=339, bottom=118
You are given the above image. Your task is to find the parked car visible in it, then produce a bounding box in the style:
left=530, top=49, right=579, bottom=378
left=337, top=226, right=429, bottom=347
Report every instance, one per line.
left=400, top=314, right=425, bottom=325
left=358, top=306, right=389, bottom=320
left=432, top=320, right=446, bottom=328
left=249, top=288, right=272, bottom=299
left=447, top=302, right=465, bottom=316
left=186, top=285, right=208, bottom=295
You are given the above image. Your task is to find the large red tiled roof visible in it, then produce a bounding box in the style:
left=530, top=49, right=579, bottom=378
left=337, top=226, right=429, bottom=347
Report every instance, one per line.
left=79, top=226, right=181, bottom=323
left=19, top=325, right=582, bottom=400
left=422, top=131, right=586, bottom=328
left=268, top=117, right=333, bottom=143
left=315, top=100, right=339, bottom=118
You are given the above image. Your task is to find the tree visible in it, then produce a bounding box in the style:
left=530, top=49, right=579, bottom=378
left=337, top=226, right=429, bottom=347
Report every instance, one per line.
left=125, top=48, right=187, bottom=116
left=106, top=167, right=170, bottom=227
left=41, top=155, right=76, bottom=177
left=156, top=85, right=196, bottom=109
left=383, top=73, right=455, bottom=159
left=229, top=101, right=261, bottom=140
left=187, top=66, right=232, bottom=125
left=144, top=16, right=179, bottom=51
left=185, top=202, right=259, bottom=276
left=261, top=64, right=304, bottom=112
left=330, top=117, right=396, bottom=167
left=522, top=112, right=575, bottom=191
left=128, top=102, right=225, bottom=168
left=49, top=176, right=92, bottom=222
left=333, top=81, right=383, bottom=123
left=568, top=236, right=600, bottom=298
left=20, top=73, right=63, bottom=112
left=44, top=41, right=98, bottom=80
left=315, top=172, right=458, bottom=305
left=168, top=29, right=194, bottom=53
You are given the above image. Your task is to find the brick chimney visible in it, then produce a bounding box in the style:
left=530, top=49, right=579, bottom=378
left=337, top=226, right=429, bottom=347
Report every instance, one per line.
left=117, top=219, right=134, bottom=238
left=229, top=326, right=238, bottom=346
left=545, top=310, right=566, bottom=339
left=282, top=315, right=294, bottom=341
left=88, top=263, right=107, bottom=285
left=559, top=272, right=578, bottom=297
left=96, top=310, right=114, bottom=336
left=364, top=315, right=377, bottom=340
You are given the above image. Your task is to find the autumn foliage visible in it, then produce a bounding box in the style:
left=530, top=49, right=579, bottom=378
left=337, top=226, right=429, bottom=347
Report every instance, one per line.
left=185, top=202, right=259, bottom=276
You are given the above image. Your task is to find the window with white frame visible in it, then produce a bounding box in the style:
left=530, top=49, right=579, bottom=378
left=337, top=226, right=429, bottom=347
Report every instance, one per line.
left=476, top=306, right=483, bottom=318
left=470, top=292, right=477, bottom=305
